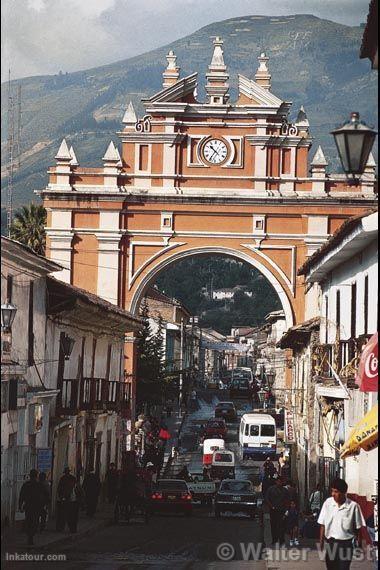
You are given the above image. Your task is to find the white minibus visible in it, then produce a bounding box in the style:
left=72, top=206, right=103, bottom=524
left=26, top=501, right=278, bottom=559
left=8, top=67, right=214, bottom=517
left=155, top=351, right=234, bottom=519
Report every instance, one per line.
left=239, top=413, right=277, bottom=460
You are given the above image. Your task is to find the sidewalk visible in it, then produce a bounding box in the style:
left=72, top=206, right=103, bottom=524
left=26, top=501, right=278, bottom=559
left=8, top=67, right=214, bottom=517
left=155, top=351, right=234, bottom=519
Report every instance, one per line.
left=1, top=502, right=114, bottom=554
left=263, top=512, right=376, bottom=569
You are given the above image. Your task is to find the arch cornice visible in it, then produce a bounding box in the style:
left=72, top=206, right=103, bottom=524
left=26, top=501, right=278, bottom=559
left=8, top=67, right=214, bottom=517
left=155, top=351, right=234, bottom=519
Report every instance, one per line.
left=128, top=245, right=295, bottom=329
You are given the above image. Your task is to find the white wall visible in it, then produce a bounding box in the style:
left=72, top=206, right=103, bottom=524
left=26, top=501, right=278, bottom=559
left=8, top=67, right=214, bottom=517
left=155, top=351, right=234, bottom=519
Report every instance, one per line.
left=321, top=239, right=378, bottom=343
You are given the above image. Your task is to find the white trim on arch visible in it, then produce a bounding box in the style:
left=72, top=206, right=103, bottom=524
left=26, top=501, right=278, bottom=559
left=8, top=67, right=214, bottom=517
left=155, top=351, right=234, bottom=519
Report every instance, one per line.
left=129, top=246, right=294, bottom=329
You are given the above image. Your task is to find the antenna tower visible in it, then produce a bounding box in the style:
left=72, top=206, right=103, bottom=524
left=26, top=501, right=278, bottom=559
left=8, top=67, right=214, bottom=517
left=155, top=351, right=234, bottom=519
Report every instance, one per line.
left=6, top=70, right=22, bottom=237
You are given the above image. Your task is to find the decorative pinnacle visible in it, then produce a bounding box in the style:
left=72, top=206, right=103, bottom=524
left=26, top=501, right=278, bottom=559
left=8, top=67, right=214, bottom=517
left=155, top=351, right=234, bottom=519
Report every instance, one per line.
left=166, top=50, right=178, bottom=70
left=210, top=36, right=226, bottom=68
left=69, top=146, right=78, bottom=166
left=102, top=141, right=122, bottom=165
left=162, top=50, right=180, bottom=87
left=122, top=101, right=137, bottom=125
left=254, top=52, right=271, bottom=90
left=295, top=106, right=310, bottom=128
left=311, top=145, right=328, bottom=167
left=55, top=138, right=72, bottom=161
left=366, top=152, right=376, bottom=167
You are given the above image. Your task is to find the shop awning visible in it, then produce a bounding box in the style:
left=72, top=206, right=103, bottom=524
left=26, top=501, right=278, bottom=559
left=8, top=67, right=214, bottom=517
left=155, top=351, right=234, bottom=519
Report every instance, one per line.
left=355, top=332, right=378, bottom=392
left=340, top=403, right=378, bottom=459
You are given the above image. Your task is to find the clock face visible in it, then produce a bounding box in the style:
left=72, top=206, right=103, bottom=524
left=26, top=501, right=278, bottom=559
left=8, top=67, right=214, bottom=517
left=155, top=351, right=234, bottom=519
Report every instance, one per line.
left=202, top=139, right=228, bottom=164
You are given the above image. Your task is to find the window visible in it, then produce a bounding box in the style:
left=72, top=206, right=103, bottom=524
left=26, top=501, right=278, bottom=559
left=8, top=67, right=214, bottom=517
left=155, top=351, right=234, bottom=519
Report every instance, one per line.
left=7, top=275, right=13, bottom=302
left=161, top=212, right=173, bottom=231
left=364, top=275, right=369, bottom=335
left=138, top=145, right=149, bottom=171
left=249, top=425, right=259, bottom=436
left=281, top=148, right=291, bottom=174
left=261, top=424, right=275, bottom=437
left=253, top=216, right=266, bottom=233
left=351, top=283, right=357, bottom=339
left=336, top=290, right=341, bottom=336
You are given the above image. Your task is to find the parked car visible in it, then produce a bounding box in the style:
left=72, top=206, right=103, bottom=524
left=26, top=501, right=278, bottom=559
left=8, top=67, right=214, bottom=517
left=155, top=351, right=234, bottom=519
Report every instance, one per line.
left=215, top=479, right=257, bottom=518
left=150, top=479, right=193, bottom=516
left=215, top=401, right=237, bottom=421
left=203, top=418, right=228, bottom=439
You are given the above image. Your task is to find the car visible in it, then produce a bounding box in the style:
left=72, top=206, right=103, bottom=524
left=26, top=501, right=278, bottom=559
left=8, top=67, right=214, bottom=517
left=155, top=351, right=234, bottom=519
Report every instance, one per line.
left=150, top=479, right=193, bottom=516
left=203, top=418, right=228, bottom=439
left=214, top=479, right=257, bottom=519
left=215, top=401, right=237, bottom=421
left=229, top=377, right=252, bottom=399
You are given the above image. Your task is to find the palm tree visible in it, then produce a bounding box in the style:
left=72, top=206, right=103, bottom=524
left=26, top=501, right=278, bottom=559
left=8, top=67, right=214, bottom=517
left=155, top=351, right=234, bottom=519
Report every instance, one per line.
left=10, top=203, right=47, bottom=255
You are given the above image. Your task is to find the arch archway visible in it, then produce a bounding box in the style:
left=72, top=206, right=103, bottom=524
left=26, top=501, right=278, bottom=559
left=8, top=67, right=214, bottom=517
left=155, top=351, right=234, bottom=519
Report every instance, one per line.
left=129, top=246, right=295, bottom=329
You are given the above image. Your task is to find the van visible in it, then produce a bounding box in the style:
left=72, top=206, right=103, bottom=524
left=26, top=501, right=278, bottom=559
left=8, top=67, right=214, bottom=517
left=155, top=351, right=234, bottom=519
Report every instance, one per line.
left=239, top=413, right=277, bottom=460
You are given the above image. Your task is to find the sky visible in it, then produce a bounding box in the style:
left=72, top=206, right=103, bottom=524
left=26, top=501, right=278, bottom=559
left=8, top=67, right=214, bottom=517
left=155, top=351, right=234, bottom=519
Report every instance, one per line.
left=1, top=0, right=371, bottom=82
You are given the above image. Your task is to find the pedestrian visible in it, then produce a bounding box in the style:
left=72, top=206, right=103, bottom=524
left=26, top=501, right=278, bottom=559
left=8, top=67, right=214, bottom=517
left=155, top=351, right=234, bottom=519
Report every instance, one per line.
left=38, top=472, right=51, bottom=531
left=309, top=483, right=323, bottom=516
left=285, top=480, right=299, bottom=507
left=105, top=462, right=118, bottom=504
left=56, top=467, right=82, bottom=533
left=261, top=456, right=277, bottom=497
left=18, top=469, right=46, bottom=546
left=284, top=499, right=300, bottom=547
left=265, top=475, right=290, bottom=546
left=82, top=470, right=101, bottom=517
left=318, top=478, right=366, bottom=570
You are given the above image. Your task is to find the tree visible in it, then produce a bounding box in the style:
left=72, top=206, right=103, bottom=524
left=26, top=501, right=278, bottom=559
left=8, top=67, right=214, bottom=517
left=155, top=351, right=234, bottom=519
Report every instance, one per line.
left=9, top=204, right=46, bottom=255
left=136, top=299, right=166, bottom=412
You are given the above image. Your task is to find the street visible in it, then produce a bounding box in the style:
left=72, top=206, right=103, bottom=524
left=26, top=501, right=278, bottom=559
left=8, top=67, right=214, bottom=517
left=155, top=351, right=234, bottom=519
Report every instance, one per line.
left=4, top=391, right=266, bottom=569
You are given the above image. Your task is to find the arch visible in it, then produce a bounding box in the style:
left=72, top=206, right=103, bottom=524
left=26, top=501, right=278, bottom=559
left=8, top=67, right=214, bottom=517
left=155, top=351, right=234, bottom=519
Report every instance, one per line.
left=129, top=246, right=295, bottom=329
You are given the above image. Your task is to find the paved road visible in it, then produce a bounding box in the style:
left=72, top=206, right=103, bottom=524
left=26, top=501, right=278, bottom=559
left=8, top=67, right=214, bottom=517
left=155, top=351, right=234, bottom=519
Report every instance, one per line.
left=4, top=391, right=266, bottom=569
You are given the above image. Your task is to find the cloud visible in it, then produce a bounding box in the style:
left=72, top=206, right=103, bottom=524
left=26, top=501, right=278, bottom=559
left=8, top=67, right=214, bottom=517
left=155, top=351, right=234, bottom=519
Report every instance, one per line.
left=2, top=0, right=370, bottom=81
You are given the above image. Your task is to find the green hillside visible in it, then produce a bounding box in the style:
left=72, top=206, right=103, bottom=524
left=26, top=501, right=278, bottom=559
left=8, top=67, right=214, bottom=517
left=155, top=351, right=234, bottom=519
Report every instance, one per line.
left=1, top=14, right=377, bottom=209
left=154, top=255, right=282, bottom=335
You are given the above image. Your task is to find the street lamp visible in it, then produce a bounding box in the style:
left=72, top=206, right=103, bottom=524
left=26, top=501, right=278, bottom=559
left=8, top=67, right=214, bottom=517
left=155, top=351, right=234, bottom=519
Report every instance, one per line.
left=1, top=301, right=17, bottom=332
left=331, top=112, right=377, bottom=178
left=60, top=333, right=75, bottom=360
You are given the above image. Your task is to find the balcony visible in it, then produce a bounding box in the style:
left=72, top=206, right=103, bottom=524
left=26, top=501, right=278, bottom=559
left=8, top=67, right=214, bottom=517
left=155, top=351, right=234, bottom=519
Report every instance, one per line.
left=57, top=377, right=131, bottom=415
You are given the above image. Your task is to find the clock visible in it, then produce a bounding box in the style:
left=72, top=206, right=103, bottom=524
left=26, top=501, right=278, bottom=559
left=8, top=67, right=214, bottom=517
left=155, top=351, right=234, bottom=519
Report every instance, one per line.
left=202, top=139, right=228, bottom=164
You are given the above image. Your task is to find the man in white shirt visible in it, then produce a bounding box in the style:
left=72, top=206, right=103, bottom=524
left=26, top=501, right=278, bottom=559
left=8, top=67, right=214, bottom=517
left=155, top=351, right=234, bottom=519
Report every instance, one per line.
left=318, top=478, right=366, bottom=570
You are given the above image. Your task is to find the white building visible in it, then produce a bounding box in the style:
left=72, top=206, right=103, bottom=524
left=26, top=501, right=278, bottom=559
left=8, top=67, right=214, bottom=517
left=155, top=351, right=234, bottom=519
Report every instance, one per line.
left=298, top=210, right=378, bottom=517
left=1, top=237, right=62, bottom=525
left=212, top=287, right=253, bottom=301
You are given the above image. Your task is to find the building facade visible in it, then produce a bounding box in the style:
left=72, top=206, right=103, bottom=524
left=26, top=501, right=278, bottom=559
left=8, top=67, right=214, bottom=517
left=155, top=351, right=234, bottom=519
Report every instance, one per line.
left=40, top=38, right=377, bottom=368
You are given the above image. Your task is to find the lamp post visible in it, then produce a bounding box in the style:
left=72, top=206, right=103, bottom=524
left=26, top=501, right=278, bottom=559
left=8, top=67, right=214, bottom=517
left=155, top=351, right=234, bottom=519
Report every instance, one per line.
left=60, top=333, right=75, bottom=360
left=331, top=112, right=377, bottom=180
left=1, top=300, right=18, bottom=364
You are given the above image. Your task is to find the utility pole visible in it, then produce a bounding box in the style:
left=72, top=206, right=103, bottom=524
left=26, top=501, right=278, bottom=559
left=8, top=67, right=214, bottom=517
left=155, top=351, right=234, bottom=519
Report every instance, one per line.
left=178, top=318, right=185, bottom=416
left=6, top=70, right=21, bottom=237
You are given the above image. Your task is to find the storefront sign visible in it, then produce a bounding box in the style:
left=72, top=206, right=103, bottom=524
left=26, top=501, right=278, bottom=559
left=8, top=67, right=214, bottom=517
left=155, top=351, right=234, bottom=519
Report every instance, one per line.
left=356, top=333, right=378, bottom=392
left=284, top=410, right=296, bottom=444
left=37, top=448, right=53, bottom=473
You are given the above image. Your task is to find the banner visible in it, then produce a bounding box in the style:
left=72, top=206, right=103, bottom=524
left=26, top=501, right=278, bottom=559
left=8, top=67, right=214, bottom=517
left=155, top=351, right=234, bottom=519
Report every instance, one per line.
left=356, top=332, right=378, bottom=392
left=284, top=409, right=296, bottom=444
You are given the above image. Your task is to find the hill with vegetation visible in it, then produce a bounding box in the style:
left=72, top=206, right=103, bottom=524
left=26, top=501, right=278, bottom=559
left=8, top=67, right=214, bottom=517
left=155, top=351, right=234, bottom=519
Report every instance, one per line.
left=1, top=14, right=377, bottom=214
left=154, top=255, right=282, bottom=334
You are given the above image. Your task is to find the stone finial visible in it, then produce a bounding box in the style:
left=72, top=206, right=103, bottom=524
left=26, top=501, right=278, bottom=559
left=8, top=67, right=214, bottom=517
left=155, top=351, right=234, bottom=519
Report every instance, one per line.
left=55, top=138, right=72, bottom=161
left=205, top=36, right=230, bottom=105
left=162, top=50, right=180, bottom=88
left=69, top=146, right=78, bottom=166
left=311, top=145, right=328, bottom=167
left=254, top=52, right=271, bottom=90
left=295, top=106, right=310, bottom=128
left=365, top=152, right=376, bottom=168
left=122, top=101, right=137, bottom=125
left=102, top=141, right=122, bottom=165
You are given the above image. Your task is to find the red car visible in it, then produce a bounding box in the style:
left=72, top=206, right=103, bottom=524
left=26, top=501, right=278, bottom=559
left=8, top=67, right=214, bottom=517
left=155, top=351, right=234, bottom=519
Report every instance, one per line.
left=203, top=419, right=227, bottom=439
left=150, top=479, right=193, bottom=516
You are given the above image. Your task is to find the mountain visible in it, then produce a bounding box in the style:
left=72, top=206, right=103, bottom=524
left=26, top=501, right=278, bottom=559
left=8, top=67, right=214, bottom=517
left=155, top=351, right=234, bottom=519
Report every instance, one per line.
left=1, top=14, right=377, bottom=209
left=154, top=255, right=282, bottom=335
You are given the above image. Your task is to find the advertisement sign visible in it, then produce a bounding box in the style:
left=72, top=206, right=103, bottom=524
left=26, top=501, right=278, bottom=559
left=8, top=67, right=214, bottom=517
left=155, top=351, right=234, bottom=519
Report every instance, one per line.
left=356, top=333, right=378, bottom=392
left=37, top=448, right=53, bottom=473
left=284, top=410, right=296, bottom=444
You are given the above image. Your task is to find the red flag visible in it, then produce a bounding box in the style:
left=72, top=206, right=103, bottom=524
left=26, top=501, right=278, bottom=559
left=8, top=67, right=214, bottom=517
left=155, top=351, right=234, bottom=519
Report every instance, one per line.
left=356, top=332, right=378, bottom=392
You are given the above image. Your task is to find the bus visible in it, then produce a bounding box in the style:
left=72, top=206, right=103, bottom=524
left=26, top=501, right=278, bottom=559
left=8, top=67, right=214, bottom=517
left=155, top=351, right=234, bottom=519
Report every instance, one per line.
left=239, top=413, right=277, bottom=460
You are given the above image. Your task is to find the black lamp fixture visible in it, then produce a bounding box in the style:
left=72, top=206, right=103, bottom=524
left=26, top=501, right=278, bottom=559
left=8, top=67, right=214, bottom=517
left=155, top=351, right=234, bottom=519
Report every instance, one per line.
left=331, top=112, right=377, bottom=178
left=61, top=333, right=75, bottom=361
left=1, top=301, right=18, bottom=332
